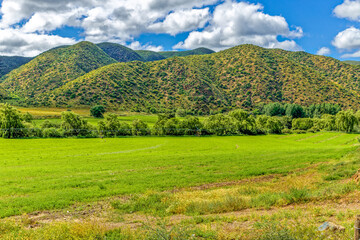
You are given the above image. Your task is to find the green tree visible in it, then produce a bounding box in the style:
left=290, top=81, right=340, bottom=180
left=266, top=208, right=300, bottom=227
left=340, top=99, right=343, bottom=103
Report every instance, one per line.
left=203, top=114, right=237, bottom=136
left=285, top=104, right=305, bottom=118
left=335, top=110, right=358, bottom=133
left=164, top=118, right=181, bottom=136
left=266, top=117, right=283, bottom=134
left=90, top=105, right=106, bottom=118
left=61, top=111, right=91, bottom=136
left=132, top=119, right=150, bottom=136
left=0, top=104, right=26, bottom=138
left=292, top=118, right=314, bottom=131
left=263, top=103, right=285, bottom=116
left=98, top=114, right=131, bottom=137
left=179, top=116, right=203, bottom=135
left=229, top=109, right=255, bottom=134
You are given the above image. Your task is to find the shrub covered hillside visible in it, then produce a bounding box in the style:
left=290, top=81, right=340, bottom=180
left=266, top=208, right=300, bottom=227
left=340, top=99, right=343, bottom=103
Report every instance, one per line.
left=97, top=42, right=145, bottom=62
left=0, top=41, right=117, bottom=99
left=135, top=50, right=166, bottom=62
left=159, top=47, right=215, bottom=58
left=30, top=44, right=360, bottom=114
left=0, top=56, right=33, bottom=78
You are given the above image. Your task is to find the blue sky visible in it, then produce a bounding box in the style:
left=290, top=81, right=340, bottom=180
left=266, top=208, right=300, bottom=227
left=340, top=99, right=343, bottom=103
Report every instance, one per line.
left=0, top=0, right=359, bottom=60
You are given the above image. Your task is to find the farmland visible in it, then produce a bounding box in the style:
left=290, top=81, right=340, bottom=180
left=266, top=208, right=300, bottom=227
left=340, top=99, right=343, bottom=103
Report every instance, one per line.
left=0, top=132, right=360, bottom=239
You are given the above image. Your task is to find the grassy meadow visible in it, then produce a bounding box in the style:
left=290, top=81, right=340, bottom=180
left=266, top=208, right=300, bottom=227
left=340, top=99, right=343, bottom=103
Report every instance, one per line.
left=0, top=132, right=360, bottom=239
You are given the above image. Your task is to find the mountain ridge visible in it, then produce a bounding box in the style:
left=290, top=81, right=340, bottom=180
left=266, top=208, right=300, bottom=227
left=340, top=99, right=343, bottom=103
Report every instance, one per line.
left=20, top=44, right=360, bottom=113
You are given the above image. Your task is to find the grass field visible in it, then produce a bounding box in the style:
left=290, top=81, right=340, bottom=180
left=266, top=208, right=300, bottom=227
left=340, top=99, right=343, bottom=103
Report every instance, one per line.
left=1, top=132, right=360, bottom=239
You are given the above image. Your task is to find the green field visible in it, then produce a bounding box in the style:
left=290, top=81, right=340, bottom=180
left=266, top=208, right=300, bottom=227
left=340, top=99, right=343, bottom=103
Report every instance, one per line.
left=0, top=132, right=358, bottom=219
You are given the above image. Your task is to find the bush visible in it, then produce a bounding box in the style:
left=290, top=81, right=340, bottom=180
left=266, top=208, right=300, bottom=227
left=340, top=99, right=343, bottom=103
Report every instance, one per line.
left=90, top=105, right=106, bottom=118
left=132, top=119, right=150, bottom=136
left=266, top=117, right=283, bottom=134
left=176, top=108, right=187, bottom=117
left=43, top=128, right=64, bottom=138
left=41, top=120, right=60, bottom=129
left=292, top=118, right=314, bottom=131
left=179, top=116, right=203, bottom=136
left=61, top=111, right=92, bottom=137
left=98, top=114, right=131, bottom=137
left=203, top=114, right=237, bottom=136
left=229, top=109, right=256, bottom=134
left=0, top=103, right=26, bottom=138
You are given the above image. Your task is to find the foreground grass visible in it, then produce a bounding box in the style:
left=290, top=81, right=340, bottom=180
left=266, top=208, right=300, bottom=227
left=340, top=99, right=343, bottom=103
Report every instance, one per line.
left=0, top=132, right=358, bottom=219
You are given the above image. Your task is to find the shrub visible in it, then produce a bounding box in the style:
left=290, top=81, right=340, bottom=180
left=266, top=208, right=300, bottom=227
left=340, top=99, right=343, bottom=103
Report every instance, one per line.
left=335, top=110, right=358, bottom=133
left=90, top=105, right=106, bottom=118
left=179, top=116, right=203, bottom=136
left=43, top=128, right=64, bottom=138
left=0, top=103, right=26, bottom=138
left=41, top=120, right=60, bottom=129
left=61, top=111, right=92, bottom=137
left=203, top=114, right=237, bottom=136
left=132, top=119, right=150, bottom=136
left=292, top=118, right=314, bottom=131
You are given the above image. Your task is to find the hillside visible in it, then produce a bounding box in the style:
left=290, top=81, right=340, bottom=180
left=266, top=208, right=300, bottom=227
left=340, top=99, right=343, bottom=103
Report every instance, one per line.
left=135, top=50, right=166, bottom=62
left=344, top=60, right=360, bottom=66
left=0, top=41, right=117, bottom=98
left=97, top=42, right=144, bottom=62
left=31, top=44, right=360, bottom=113
left=0, top=56, right=33, bottom=78
left=159, top=48, right=215, bottom=58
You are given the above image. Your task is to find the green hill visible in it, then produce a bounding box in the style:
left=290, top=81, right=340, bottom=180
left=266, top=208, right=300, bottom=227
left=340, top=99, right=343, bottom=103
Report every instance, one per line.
left=31, top=44, right=360, bottom=113
left=135, top=50, right=166, bottom=62
left=343, top=60, right=360, bottom=66
left=159, top=48, right=215, bottom=58
left=97, top=42, right=144, bottom=62
left=0, top=56, right=33, bottom=78
left=0, top=41, right=117, bottom=98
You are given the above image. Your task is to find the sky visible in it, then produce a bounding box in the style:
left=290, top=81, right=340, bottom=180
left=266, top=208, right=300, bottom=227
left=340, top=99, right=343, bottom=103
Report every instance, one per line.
left=0, top=0, right=360, bottom=60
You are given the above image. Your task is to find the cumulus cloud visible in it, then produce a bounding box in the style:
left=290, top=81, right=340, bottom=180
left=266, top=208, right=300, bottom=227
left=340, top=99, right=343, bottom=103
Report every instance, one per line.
left=341, top=50, right=360, bottom=58
left=334, top=0, right=360, bottom=21
left=174, top=1, right=302, bottom=51
left=0, top=28, right=76, bottom=57
left=148, top=8, right=211, bottom=36
left=317, top=47, right=331, bottom=56
left=128, top=41, right=164, bottom=52
left=0, top=0, right=302, bottom=56
left=332, top=27, right=360, bottom=50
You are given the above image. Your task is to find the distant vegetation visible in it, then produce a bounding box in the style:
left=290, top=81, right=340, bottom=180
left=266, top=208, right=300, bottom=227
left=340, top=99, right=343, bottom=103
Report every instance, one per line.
left=18, top=44, right=360, bottom=114
left=135, top=50, right=166, bottom=62
left=159, top=47, right=215, bottom=58
left=97, top=42, right=144, bottom=62
left=343, top=60, right=360, bottom=66
left=0, top=42, right=117, bottom=100
left=1, top=43, right=360, bottom=114
left=0, top=56, right=32, bottom=78
left=1, top=103, right=360, bottom=139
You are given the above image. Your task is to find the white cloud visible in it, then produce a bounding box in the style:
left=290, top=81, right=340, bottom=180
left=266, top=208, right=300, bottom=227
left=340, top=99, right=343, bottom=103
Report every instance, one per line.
left=0, top=0, right=303, bottom=56
left=0, top=28, right=76, bottom=57
left=174, top=1, right=302, bottom=51
left=332, top=27, right=360, bottom=50
left=317, top=47, right=331, bottom=56
left=148, top=8, right=211, bottom=36
left=128, top=41, right=164, bottom=52
left=341, top=50, right=360, bottom=58
left=334, top=0, right=360, bottom=21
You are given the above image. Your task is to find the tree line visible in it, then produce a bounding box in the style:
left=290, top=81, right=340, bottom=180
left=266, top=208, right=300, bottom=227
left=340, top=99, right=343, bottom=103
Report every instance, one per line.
left=0, top=103, right=359, bottom=139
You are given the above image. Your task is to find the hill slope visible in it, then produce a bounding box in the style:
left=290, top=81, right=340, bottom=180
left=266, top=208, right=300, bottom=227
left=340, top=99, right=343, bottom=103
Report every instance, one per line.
left=344, top=60, right=360, bottom=66
left=32, top=45, right=360, bottom=113
left=0, top=56, right=33, bottom=78
left=159, top=48, right=215, bottom=58
left=0, top=41, right=117, bottom=98
left=135, top=50, right=166, bottom=62
left=97, top=42, right=144, bottom=62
